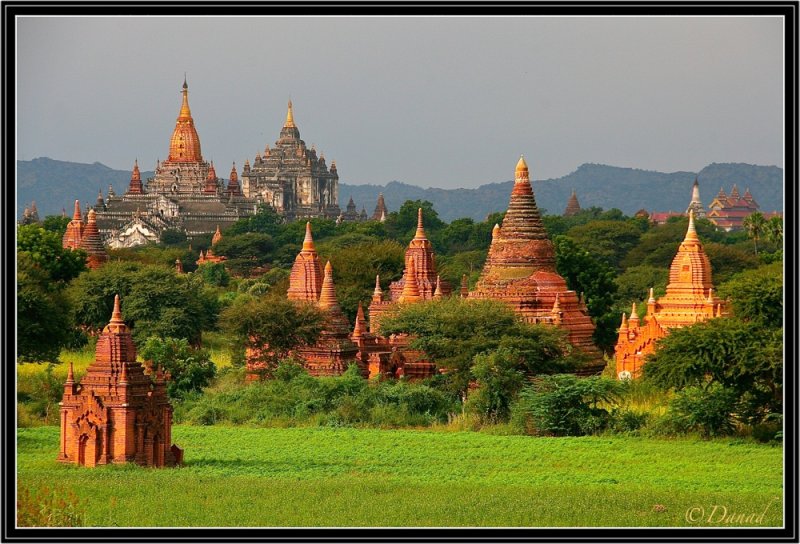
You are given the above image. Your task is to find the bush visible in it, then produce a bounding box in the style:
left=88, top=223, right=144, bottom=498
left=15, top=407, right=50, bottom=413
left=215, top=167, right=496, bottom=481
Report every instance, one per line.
left=609, top=409, right=650, bottom=435
left=17, top=485, right=86, bottom=527
left=139, top=337, right=217, bottom=399
left=665, top=383, right=738, bottom=438
left=510, top=374, right=621, bottom=436
left=176, top=363, right=457, bottom=428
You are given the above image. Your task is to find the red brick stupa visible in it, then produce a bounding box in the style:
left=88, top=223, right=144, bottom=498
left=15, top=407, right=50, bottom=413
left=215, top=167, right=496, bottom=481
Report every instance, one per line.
left=58, top=295, right=181, bottom=467
left=78, top=209, right=109, bottom=269
left=369, top=209, right=451, bottom=332
left=287, top=222, right=324, bottom=302
left=62, top=200, right=85, bottom=250
left=293, top=261, right=361, bottom=376
left=469, top=156, right=600, bottom=359
left=615, top=210, right=726, bottom=378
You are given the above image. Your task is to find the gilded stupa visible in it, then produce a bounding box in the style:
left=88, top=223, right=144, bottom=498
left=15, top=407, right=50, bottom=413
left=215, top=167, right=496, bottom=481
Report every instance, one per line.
left=614, top=210, right=726, bottom=378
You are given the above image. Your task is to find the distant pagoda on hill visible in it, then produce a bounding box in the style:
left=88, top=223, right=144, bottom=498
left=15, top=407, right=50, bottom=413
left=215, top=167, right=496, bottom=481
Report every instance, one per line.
left=563, top=189, right=582, bottom=217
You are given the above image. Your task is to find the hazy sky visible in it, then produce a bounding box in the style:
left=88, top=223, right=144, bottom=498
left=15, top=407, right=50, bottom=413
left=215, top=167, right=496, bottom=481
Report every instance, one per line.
left=17, top=16, right=784, bottom=188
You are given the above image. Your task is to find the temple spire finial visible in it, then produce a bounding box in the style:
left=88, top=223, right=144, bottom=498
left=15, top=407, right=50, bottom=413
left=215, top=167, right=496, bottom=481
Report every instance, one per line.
left=515, top=155, right=529, bottom=182
left=414, top=208, right=427, bottom=239
left=285, top=99, right=295, bottom=128
left=433, top=275, right=443, bottom=299
left=111, top=294, right=123, bottom=323
left=684, top=209, right=699, bottom=241
left=302, top=222, right=315, bottom=251
left=72, top=199, right=82, bottom=221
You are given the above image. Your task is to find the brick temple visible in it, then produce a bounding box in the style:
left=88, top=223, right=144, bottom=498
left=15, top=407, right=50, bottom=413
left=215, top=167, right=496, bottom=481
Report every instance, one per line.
left=61, top=201, right=109, bottom=269
left=58, top=295, right=182, bottom=467
left=469, top=157, right=601, bottom=360
left=614, top=210, right=727, bottom=379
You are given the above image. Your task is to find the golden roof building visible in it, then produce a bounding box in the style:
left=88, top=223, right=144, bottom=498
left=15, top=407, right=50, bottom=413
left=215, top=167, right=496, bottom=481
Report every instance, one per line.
left=90, top=79, right=256, bottom=248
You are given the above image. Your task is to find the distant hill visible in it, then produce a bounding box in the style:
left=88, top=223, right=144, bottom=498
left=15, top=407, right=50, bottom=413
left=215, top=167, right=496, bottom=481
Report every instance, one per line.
left=17, top=157, right=155, bottom=217
left=16, top=157, right=782, bottom=222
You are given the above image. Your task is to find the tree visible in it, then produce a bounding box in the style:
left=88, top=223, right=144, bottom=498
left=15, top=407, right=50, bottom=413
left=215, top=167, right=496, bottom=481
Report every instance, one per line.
left=139, top=337, right=217, bottom=399
left=765, top=216, right=783, bottom=247
left=614, top=265, right=668, bottom=304
left=219, top=294, right=325, bottom=377
left=324, top=240, right=406, bottom=322
left=642, top=317, right=782, bottom=423
left=41, top=215, right=71, bottom=236
left=553, top=235, right=618, bottom=351
left=379, top=297, right=580, bottom=398
left=197, top=262, right=230, bottom=287
left=213, top=232, right=274, bottom=277
left=511, top=374, right=621, bottom=436
left=717, top=262, right=782, bottom=328
left=742, top=212, right=767, bottom=255
left=68, top=262, right=219, bottom=344
left=384, top=200, right=446, bottom=242
left=17, top=253, right=73, bottom=362
left=17, top=224, right=86, bottom=283
left=565, top=220, right=642, bottom=270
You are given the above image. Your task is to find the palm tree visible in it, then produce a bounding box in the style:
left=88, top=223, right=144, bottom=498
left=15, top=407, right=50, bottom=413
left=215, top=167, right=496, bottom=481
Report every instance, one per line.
left=742, top=212, right=767, bottom=255
left=765, top=216, right=783, bottom=247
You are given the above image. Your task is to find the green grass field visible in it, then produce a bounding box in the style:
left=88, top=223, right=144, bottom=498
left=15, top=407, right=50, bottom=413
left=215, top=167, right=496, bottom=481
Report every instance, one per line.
left=17, top=425, right=783, bottom=527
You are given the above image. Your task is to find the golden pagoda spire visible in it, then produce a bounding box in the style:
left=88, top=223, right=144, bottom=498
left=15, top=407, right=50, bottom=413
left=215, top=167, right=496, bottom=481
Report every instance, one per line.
left=178, top=77, right=192, bottom=120
left=72, top=199, right=82, bottom=221
left=414, top=208, right=427, bottom=239
left=629, top=302, right=639, bottom=324
left=285, top=99, right=295, bottom=128
left=302, top=222, right=315, bottom=251
left=492, top=223, right=501, bottom=239
left=684, top=209, right=699, bottom=242
left=648, top=287, right=656, bottom=304
left=619, top=312, right=629, bottom=333
left=433, top=275, right=443, bottom=299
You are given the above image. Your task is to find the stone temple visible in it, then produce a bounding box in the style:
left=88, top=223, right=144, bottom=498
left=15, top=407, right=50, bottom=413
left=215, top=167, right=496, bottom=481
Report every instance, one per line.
left=240, top=100, right=342, bottom=220
left=614, top=210, right=727, bottom=379
left=92, top=79, right=257, bottom=248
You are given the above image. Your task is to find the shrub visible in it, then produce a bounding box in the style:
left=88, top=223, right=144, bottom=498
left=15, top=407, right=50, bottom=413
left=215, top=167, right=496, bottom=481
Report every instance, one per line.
left=665, top=383, right=738, bottom=438
left=609, top=409, right=649, bottom=435
left=510, top=374, right=621, bottom=436
left=139, top=337, right=217, bottom=399
left=17, top=485, right=86, bottom=527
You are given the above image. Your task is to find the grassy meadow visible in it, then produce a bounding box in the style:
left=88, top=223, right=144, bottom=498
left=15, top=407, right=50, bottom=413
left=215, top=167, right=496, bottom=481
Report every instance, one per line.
left=17, top=425, right=782, bottom=527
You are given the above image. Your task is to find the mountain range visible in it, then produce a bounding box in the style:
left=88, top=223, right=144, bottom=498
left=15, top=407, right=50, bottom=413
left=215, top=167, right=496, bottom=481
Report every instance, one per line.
left=16, top=157, right=783, bottom=222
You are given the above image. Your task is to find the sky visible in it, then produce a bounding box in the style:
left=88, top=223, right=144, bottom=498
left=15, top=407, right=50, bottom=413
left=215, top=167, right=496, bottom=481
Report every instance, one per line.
left=16, top=16, right=784, bottom=188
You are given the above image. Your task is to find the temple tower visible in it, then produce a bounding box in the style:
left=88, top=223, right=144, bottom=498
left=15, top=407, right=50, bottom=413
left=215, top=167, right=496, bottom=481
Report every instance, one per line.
left=389, top=208, right=451, bottom=301
left=287, top=222, right=324, bottom=302
left=58, top=295, right=181, bottom=467
left=615, top=210, right=726, bottom=378
left=685, top=177, right=706, bottom=219
left=79, top=209, right=109, bottom=269
left=470, top=156, right=599, bottom=359
left=293, top=261, right=361, bottom=377
left=62, top=200, right=85, bottom=250
left=564, top=189, right=582, bottom=217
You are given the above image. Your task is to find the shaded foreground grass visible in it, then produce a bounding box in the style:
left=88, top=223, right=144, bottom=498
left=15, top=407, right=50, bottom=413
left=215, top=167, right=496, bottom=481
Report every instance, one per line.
left=18, top=426, right=783, bottom=527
